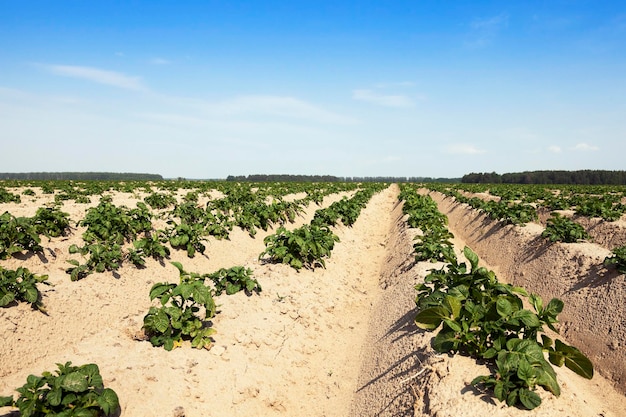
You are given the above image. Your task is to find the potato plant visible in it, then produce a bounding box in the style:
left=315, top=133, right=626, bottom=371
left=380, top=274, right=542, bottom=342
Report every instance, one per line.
left=604, top=245, right=626, bottom=274
left=541, top=213, right=590, bottom=243
left=143, top=262, right=216, bottom=351
left=414, top=246, right=593, bottom=410
left=0, top=266, right=49, bottom=311
left=207, top=266, right=261, bottom=296
left=0, top=212, right=43, bottom=259
left=259, top=225, right=339, bottom=270
left=0, top=361, right=119, bottom=417
left=31, top=206, right=71, bottom=238
left=127, top=232, right=171, bottom=267
left=0, top=187, right=21, bottom=203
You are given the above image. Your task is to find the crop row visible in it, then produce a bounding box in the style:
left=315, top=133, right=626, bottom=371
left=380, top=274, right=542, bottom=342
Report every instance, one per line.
left=435, top=183, right=626, bottom=222
left=424, top=184, right=626, bottom=273
left=398, top=185, right=594, bottom=410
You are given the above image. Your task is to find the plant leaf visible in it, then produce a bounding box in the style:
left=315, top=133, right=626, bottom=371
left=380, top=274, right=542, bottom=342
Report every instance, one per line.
left=61, top=371, right=89, bottom=392
left=414, top=306, right=447, bottom=330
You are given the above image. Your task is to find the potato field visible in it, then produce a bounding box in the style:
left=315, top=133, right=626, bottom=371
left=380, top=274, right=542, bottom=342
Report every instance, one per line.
left=1, top=180, right=625, bottom=417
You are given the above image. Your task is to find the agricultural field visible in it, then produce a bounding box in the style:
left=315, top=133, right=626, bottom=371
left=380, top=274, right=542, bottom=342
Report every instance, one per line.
left=1, top=181, right=625, bottom=416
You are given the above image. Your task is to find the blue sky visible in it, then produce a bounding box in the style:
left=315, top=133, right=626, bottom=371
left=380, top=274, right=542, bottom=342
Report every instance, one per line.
left=1, top=1, right=625, bottom=179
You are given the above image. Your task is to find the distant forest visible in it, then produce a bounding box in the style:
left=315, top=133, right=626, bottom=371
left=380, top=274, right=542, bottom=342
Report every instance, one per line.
left=0, top=172, right=163, bottom=181
left=226, top=174, right=460, bottom=183
left=462, top=170, right=626, bottom=185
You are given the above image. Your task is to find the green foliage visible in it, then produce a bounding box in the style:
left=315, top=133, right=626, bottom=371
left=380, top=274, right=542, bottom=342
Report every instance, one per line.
left=541, top=213, right=590, bottom=243
left=260, top=225, right=339, bottom=270
left=413, top=229, right=456, bottom=263
left=480, top=201, right=538, bottom=226
left=574, top=196, right=624, bottom=221
left=144, top=192, right=177, bottom=209
left=66, top=243, right=124, bottom=281
left=143, top=262, right=217, bottom=351
left=0, top=361, right=119, bottom=417
left=0, top=266, right=49, bottom=311
left=207, top=266, right=261, bottom=296
left=0, top=212, right=43, bottom=259
left=166, top=220, right=207, bottom=258
left=399, top=186, right=457, bottom=263
left=414, top=246, right=593, bottom=410
left=31, top=206, right=71, bottom=238
left=127, top=232, right=171, bottom=267
left=604, top=245, right=626, bottom=274
left=80, top=198, right=153, bottom=245
left=0, top=187, right=21, bottom=203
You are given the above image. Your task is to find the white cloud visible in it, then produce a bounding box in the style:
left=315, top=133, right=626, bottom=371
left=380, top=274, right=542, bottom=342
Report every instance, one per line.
left=444, top=144, right=486, bottom=155
left=572, top=143, right=599, bottom=151
left=352, top=89, right=414, bottom=108
left=216, top=95, right=356, bottom=124
left=150, top=58, right=171, bottom=65
left=466, top=13, right=509, bottom=49
left=44, top=64, right=146, bottom=91
left=471, top=13, right=509, bottom=30
left=548, top=145, right=562, bottom=153
left=374, top=81, right=416, bottom=88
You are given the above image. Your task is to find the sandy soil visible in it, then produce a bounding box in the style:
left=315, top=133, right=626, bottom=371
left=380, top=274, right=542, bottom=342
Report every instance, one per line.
left=1, top=184, right=625, bottom=416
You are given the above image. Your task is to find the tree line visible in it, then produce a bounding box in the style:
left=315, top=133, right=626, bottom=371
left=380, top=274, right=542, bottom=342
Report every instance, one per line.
left=0, top=172, right=163, bottom=181
left=462, top=170, right=626, bottom=185
left=226, top=174, right=460, bottom=183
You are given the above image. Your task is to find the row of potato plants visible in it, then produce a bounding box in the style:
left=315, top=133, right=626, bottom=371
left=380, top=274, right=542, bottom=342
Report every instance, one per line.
left=66, top=183, right=358, bottom=279
left=398, top=185, right=594, bottom=410
left=451, top=183, right=626, bottom=222
left=259, top=184, right=386, bottom=270
left=426, top=184, right=626, bottom=273
left=0, top=182, right=359, bottom=309
left=139, top=182, right=366, bottom=349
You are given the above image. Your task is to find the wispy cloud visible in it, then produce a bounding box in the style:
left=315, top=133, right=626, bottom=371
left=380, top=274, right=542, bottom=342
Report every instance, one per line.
left=466, top=13, right=509, bottom=49
left=140, top=94, right=357, bottom=127
left=444, top=144, right=486, bottom=155
left=218, top=95, right=356, bottom=124
left=373, top=81, right=416, bottom=89
left=352, top=89, right=415, bottom=108
left=548, top=145, right=562, bottom=153
left=44, top=64, right=146, bottom=91
left=150, top=57, right=171, bottom=65
left=571, top=143, right=599, bottom=151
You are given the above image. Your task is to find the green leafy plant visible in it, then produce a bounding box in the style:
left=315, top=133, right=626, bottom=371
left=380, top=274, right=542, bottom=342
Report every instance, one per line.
left=0, top=266, right=49, bottom=311
left=142, top=262, right=216, bottom=351
left=80, top=199, right=152, bottom=245
left=66, top=243, right=124, bottom=281
left=0, top=361, right=119, bottom=417
left=0, top=212, right=43, bottom=259
left=127, top=231, right=171, bottom=267
left=32, top=206, right=71, bottom=238
left=575, top=196, right=624, bottom=221
left=166, top=220, right=207, bottom=258
left=0, top=187, right=21, bottom=203
left=541, top=213, right=590, bottom=243
left=259, top=225, right=339, bottom=270
left=414, top=246, right=593, bottom=410
left=604, top=245, right=626, bottom=274
left=207, top=266, right=261, bottom=295
left=413, top=229, right=456, bottom=263
left=144, top=192, right=177, bottom=209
